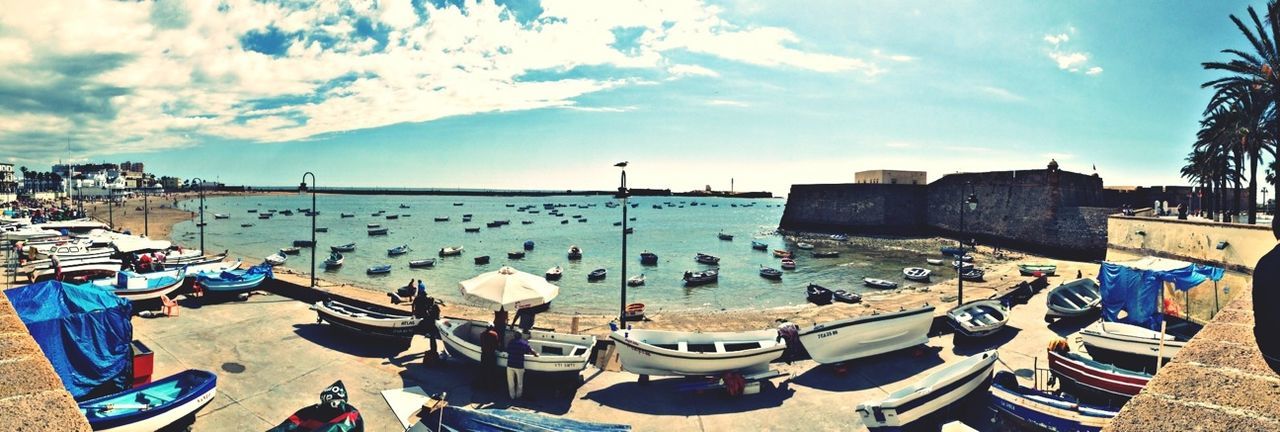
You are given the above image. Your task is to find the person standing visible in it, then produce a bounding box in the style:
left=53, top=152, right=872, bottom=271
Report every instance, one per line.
left=1255, top=216, right=1280, bottom=372
left=479, top=324, right=500, bottom=388
left=505, top=332, right=538, bottom=400
left=515, top=308, right=536, bottom=332
left=412, top=283, right=441, bottom=364
left=775, top=319, right=800, bottom=364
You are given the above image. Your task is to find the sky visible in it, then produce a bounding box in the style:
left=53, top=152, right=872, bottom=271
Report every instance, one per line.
left=0, top=0, right=1269, bottom=195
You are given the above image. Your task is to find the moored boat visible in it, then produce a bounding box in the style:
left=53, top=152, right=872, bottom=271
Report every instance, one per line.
left=545, top=266, right=563, bottom=281
left=507, top=251, right=525, bottom=259
left=79, top=369, right=218, bottom=432
left=807, top=283, right=834, bottom=305
left=1046, top=278, right=1102, bottom=319
left=409, top=258, right=436, bottom=268
left=798, top=305, right=934, bottom=364
left=694, top=253, right=720, bottom=265
left=265, top=252, right=287, bottom=266
left=474, top=255, right=490, bottom=265
left=312, top=299, right=421, bottom=339
left=340, top=213, right=355, bottom=218
left=324, top=252, right=344, bottom=268
left=440, top=318, right=596, bottom=374
left=627, top=274, right=645, bottom=286
left=1019, top=263, right=1058, bottom=276
left=902, top=267, right=931, bottom=281
left=683, top=269, right=718, bottom=286
left=331, top=243, right=356, bottom=252
left=523, top=240, right=535, bottom=251
left=567, top=245, right=583, bottom=260
left=639, top=251, right=659, bottom=265
left=434, top=216, right=449, bottom=222
left=439, top=246, right=464, bottom=256
left=989, top=371, right=1118, bottom=432
left=759, top=266, right=782, bottom=280
left=366, top=264, right=392, bottom=275
left=279, top=246, right=301, bottom=255
left=587, top=268, right=607, bottom=281
left=863, top=278, right=898, bottom=289
left=772, top=249, right=792, bottom=258
left=388, top=245, right=410, bottom=256
left=751, top=240, right=768, bottom=251
left=609, top=328, right=785, bottom=377
left=812, top=250, right=839, bottom=258
left=856, top=351, right=998, bottom=431
left=367, top=227, right=389, bottom=235
left=367, top=223, right=381, bottom=228
left=717, top=232, right=734, bottom=241
left=946, top=299, right=1009, bottom=338
left=780, top=258, right=797, bottom=270
left=796, top=242, right=814, bottom=250
left=213, top=213, right=229, bottom=219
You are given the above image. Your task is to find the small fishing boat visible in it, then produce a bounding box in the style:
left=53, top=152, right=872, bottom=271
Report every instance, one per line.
left=902, top=267, right=931, bottom=281
left=1046, top=278, right=1102, bottom=319
left=773, top=249, right=791, bottom=258
left=717, top=232, right=734, bottom=241
left=567, top=245, right=583, bottom=260
left=694, top=253, right=720, bottom=265
left=613, top=221, right=622, bottom=226
left=830, top=234, right=849, bottom=241
left=196, top=264, right=272, bottom=294
left=292, top=240, right=314, bottom=248
left=523, top=240, right=535, bottom=251
left=545, top=266, right=563, bottom=281
left=587, top=268, right=607, bottom=281
left=926, top=258, right=944, bottom=265
left=947, top=299, right=1009, bottom=338
left=439, top=318, right=597, bottom=374
left=812, top=250, right=840, bottom=258
left=609, top=328, right=785, bottom=377
left=521, top=221, right=534, bottom=225
left=780, top=258, right=797, bottom=270
left=89, top=268, right=188, bottom=302
left=1048, top=348, right=1152, bottom=403
left=453, top=202, right=463, bottom=206
left=832, top=290, right=861, bottom=303
left=989, top=371, right=1118, bottom=432
left=439, top=246, right=464, bottom=256
left=464, top=227, right=481, bottom=232
left=939, top=246, right=966, bottom=257
left=279, top=246, right=301, bottom=255
left=247, top=209, right=257, bottom=213
left=639, top=251, right=659, bottom=265
left=796, top=242, right=814, bottom=250
left=370, top=212, right=381, bottom=217
left=798, top=305, right=934, bottom=364
left=507, top=251, right=525, bottom=259
left=324, top=252, right=344, bottom=268
left=399, top=204, right=410, bottom=209
left=280, top=210, right=294, bottom=216
left=807, top=283, right=834, bottom=305
left=627, top=274, right=646, bottom=286
left=331, top=243, right=356, bottom=253
left=952, top=260, right=974, bottom=269
left=367, top=227, right=389, bottom=235
left=486, top=221, right=502, bottom=228
left=388, top=245, right=410, bottom=256
left=959, top=268, right=985, bottom=281
left=367, top=223, right=381, bottom=228
left=340, top=213, right=355, bottom=218
left=624, top=303, right=646, bottom=320
left=366, top=264, right=392, bottom=275
left=311, top=299, right=421, bottom=339
left=682, top=269, right=718, bottom=286
left=79, top=369, right=218, bottom=432
left=863, top=278, right=899, bottom=289
left=213, top=213, right=229, bottom=219
left=409, top=258, right=436, bottom=268
left=750, top=241, right=768, bottom=251
left=434, top=216, right=449, bottom=222
left=1019, top=263, right=1058, bottom=276
left=265, top=252, right=287, bottom=266
left=1080, top=320, right=1195, bottom=370
left=856, top=351, right=998, bottom=431
left=473, top=256, right=490, bottom=265
left=257, top=213, right=271, bottom=219
left=314, top=227, right=328, bottom=233
left=560, top=220, right=569, bottom=224
left=240, top=223, right=254, bottom=228
left=759, top=265, right=782, bottom=280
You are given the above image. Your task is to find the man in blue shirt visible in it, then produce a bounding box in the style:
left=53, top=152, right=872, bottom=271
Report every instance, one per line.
left=505, top=332, right=538, bottom=399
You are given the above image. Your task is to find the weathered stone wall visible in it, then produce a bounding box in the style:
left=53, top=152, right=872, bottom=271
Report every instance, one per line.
left=779, top=183, right=926, bottom=234
left=0, top=289, right=93, bottom=431
left=1106, top=215, right=1273, bottom=273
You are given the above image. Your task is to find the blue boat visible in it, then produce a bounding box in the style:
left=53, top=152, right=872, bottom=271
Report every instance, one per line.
left=940, top=246, right=966, bottom=257
left=989, top=371, right=1117, bottom=432
left=79, top=369, right=218, bottom=432
left=417, top=405, right=631, bottom=431
left=367, top=264, right=392, bottom=275
left=524, top=240, right=535, bottom=251
left=196, top=263, right=272, bottom=294
left=639, top=251, right=658, bottom=265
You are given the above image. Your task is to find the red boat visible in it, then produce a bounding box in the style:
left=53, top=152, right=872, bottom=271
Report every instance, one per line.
left=1048, top=349, right=1151, bottom=404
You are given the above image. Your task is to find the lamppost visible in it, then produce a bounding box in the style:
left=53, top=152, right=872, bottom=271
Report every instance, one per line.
left=300, top=172, right=317, bottom=288
left=143, top=189, right=149, bottom=237
left=956, top=183, right=978, bottom=305
left=191, top=178, right=206, bottom=252
left=107, top=188, right=114, bottom=228
left=615, top=161, right=629, bottom=326
left=1263, top=187, right=1270, bottom=215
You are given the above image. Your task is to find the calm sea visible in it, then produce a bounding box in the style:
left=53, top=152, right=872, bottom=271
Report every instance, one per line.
left=171, top=194, right=937, bottom=313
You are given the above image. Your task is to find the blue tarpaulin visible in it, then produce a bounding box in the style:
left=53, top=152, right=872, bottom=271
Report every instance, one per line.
left=1099, top=257, right=1224, bottom=330
left=4, top=280, right=133, bottom=399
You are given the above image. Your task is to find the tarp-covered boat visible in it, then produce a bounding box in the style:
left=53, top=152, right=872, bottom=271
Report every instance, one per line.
left=79, top=369, right=217, bottom=432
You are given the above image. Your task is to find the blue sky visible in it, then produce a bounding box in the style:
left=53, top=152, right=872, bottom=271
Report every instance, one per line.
left=0, top=0, right=1268, bottom=194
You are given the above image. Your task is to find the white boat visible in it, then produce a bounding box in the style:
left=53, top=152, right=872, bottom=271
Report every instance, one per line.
left=29, top=262, right=121, bottom=282
left=264, top=252, right=286, bottom=266
left=324, top=252, right=344, bottom=268
left=946, top=300, right=1009, bottom=338
left=1080, top=321, right=1192, bottom=366
left=798, top=306, right=935, bottom=364
left=796, top=242, right=815, bottom=250
left=312, top=300, right=421, bottom=339
left=89, top=268, right=188, bottom=302
left=183, top=259, right=242, bottom=276
left=1046, top=278, right=1102, bottom=319
left=902, top=267, right=931, bottom=281
left=545, top=266, right=563, bottom=281
left=213, top=213, right=229, bottom=219
left=627, top=274, right=645, bottom=286
left=925, top=258, right=944, bottom=265
left=438, top=318, right=596, bottom=373
left=856, top=351, right=999, bottom=431
left=609, top=328, right=785, bottom=377
left=863, top=278, right=898, bottom=289
left=439, top=246, right=464, bottom=256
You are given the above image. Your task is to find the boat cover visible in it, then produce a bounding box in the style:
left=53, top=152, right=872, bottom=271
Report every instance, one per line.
left=4, top=280, right=133, bottom=399
left=1098, top=257, right=1223, bottom=330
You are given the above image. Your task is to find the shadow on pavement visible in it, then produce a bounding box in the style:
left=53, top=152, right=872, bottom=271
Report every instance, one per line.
left=951, top=326, right=1022, bottom=356
left=396, top=356, right=581, bottom=416
left=791, top=346, right=945, bottom=392
left=291, top=323, right=410, bottom=358
left=582, top=376, right=794, bottom=415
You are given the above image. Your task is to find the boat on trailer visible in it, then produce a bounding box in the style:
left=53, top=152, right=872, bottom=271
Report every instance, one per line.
left=856, top=351, right=998, bottom=431
left=439, top=318, right=596, bottom=374
left=609, top=328, right=785, bottom=377
left=79, top=369, right=218, bottom=432
left=989, top=371, right=1118, bottom=432
left=798, top=305, right=934, bottom=364
left=1046, top=278, right=1102, bottom=319
left=311, top=299, right=421, bottom=339
left=946, top=299, right=1009, bottom=338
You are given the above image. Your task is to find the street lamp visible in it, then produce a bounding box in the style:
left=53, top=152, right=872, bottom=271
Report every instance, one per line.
left=300, top=172, right=317, bottom=288
left=107, top=188, right=114, bottom=228
left=615, top=161, right=629, bottom=326
left=957, top=183, right=978, bottom=305
left=191, top=178, right=206, bottom=252
left=143, top=189, right=149, bottom=237
left=1264, top=187, right=1270, bottom=215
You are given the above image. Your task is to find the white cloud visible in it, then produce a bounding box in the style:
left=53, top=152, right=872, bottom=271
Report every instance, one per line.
left=1050, top=52, right=1088, bottom=70
left=706, top=99, right=749, bottom=107
left=884, top=141, right=916, bottom=149
left=1044, top=29, right=1100, bottom=76
left=871, top=49, right=914, bottom=63
left=1085, top=66, right=1103, bottom=75
left=0, top=0, right=882, bottom=162
left=668, top=64, right=720, bottom=78
left=1043, top=33, right=1069, bottom=45
left=976, top=85, right=1025, bottom=102
left=561, top=105, right=638, bottom=113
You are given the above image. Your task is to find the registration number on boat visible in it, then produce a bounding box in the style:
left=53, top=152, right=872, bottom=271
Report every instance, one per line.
left=815, top=330, right=838, bottom=339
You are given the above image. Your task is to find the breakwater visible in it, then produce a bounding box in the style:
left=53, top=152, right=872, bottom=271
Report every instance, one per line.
left=781, top=164, right=1111, bottom=260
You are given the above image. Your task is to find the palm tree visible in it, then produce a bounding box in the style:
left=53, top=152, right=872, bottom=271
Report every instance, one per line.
left=1203, top=1, right=1280, bottom=224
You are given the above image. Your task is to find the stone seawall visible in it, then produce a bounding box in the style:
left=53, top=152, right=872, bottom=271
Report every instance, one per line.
left=781, top=168, right=1110, bottom=259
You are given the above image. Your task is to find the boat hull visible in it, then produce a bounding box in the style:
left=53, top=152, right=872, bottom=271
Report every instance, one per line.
left=438, top=318, right=595, bottom=374
left=1047, top=350, right=1150, bottom=404
left=947, top=300, right=1009, bottom=338
left=990, top=377, right=1115, bottom=432
left=312, top=301, right=420, bottom=339
left=858, top=352, right=997, bottom=431
left=1080, top=322, right=1184, bottom=371
left=609, top=329, right=784, bottom=377
left=798, top=306, right=934, bottom=364
left=80, top=369, right=217, bottom=432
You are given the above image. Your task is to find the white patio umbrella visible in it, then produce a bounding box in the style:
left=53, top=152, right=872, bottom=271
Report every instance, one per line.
left=458, top=266, right=560, bottom=311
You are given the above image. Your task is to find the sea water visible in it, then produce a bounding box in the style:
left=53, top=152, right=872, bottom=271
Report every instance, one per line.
left=171, top=194, right=937, bottom=313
